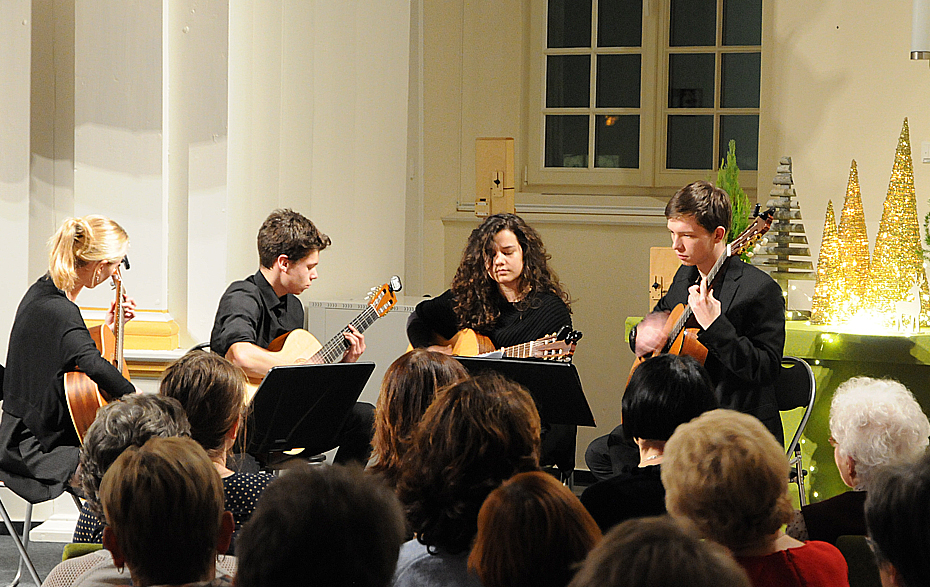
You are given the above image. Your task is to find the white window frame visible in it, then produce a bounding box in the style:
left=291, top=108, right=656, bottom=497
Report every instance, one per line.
left=525, top=0, right=759, bottom=194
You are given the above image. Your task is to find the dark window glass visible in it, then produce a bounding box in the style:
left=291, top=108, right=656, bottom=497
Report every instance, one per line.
left=596, top=54, right=641, bottom=108
left=548, top=0, right=592, bottom=48
left=595, top=115, right=639, bottom=168
left=598, top=0, right=643, bottom=47
left=719, top=115, right=758, bottom=170
left=667, top=115, right=713, bottom=169
left=546, top=115, right=590, bottom=167
left=721, top=52, right=760, bottom=108
left=547, top=55, right=591, bottom=108
left=723, top=0, right=762, bottom=45
left=668, top=54, right=715, bottom=108
left=669, top=0, right=716, bottom=47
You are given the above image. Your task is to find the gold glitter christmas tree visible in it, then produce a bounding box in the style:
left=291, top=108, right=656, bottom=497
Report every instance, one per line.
left=811, top=200, right=841, bottom=325
left=866, top=118, right=930, bottom=326
left=835, top=160, right=871, bottom=319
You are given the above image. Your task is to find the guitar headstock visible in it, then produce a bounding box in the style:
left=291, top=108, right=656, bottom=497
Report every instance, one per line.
left=728, top=206, right=776, bottom=258
left=531, top=326, right=583, bottom=362
left=367, top=276, right=403, bottom=318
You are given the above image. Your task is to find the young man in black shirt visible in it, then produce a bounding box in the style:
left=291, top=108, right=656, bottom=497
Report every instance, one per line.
left=211, top=209, right=373, bottom=465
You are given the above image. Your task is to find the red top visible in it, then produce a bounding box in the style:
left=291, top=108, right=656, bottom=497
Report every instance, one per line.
left=737, top=541, right=850, bottom=587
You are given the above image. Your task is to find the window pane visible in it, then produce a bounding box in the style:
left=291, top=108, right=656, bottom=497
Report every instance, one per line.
left=547, top=55, right=591, bottom=108
left=669, top=0, right=716, bottom=47
left=598, top=0, right=643, bottom=47
left=720, top=53, right=760, bottom=108
left=668, top=54, right=715, bottom=108
left=723, top=0, right=762, bottom=46
left=595, top=115, right=639, bottom=168
left=720, top=115, right=758, bottom=170
left=548, top=0, right=592, bottom=48
left=546, top=115, right=589, bottom=167
left=667, top=115, right=713, bottom=169
left=596, top=54, right=641, bottom=108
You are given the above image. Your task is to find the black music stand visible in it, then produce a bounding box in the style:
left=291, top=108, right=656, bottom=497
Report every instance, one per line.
left=245, top=362, right=375, bottom=465
left=453, top=356, right=595, bottom=427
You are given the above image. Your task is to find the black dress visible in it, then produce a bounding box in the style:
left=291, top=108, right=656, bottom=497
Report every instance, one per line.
left=0, top=275, right=134, bottom=502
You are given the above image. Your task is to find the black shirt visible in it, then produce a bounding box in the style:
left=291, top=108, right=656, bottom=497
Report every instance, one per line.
left=580, top=464, right=666, bottom=532
left=407, top=289, right=571, bottom=349
left=1, top=275, right=134, bottom=450
left=210, top=270, right=304, bottom=356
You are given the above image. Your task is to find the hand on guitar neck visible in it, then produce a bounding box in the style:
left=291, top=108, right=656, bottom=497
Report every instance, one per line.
left=105, top=292, right=137, bottom=330
left=686, top=275, right=721, bottom=329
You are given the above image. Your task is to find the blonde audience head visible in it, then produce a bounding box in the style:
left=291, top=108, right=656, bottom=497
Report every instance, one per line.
left=661, top=409, right=792, bottom=552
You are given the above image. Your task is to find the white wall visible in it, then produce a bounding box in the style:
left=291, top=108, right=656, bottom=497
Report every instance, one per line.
left=0, top=1, right=33, bottom=360
left=227, top=1, right=411, bottom=308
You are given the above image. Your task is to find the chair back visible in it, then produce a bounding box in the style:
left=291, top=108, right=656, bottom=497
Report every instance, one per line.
left=775, top=356, right=816, bottom=457
left=835, top=535, right=882, bottom=587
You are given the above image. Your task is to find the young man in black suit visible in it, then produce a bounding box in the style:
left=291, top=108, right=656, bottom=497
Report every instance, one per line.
left=587, top=181, right=786, bottom=480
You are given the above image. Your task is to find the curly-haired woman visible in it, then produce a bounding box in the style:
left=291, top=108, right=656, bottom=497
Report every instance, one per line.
left=405, top=214, right=573, bottom=470
left=406, top=213, right=571, bottom=352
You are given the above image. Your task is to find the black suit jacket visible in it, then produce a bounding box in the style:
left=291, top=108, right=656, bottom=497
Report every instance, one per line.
left=653, top=258, right=786, bottom=442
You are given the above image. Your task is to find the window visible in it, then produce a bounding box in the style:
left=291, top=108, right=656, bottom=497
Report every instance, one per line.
left=527, top=0, right=762, bottom=192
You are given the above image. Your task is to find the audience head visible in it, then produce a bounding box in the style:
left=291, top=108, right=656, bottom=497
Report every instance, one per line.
left=568, top=516, right=751, bottom=587
left=469, top=471, right=601, bottom=587
left=48, top=215, right=129, bottom=293
left=665, top=180, right=731, bottom=235
left=79, top=394, right=190, bottom=520
left=100, top=437, right=233, bottom=587
left=371, top=349, right=468, bottom=486
left=865, top=451, right=930, bottom=587
left=661, top=409, right=792, bottom=552
left=257, top=208, right=331, bottom=268
left=829, top=376, right=930, bottom=489
left=160, top=350, right=246, bottom=459
left=397, top=372, right=541, bottom=554
left=622, top=354, right=717, bottom=443
left=236, top=464, right=406, bottom=587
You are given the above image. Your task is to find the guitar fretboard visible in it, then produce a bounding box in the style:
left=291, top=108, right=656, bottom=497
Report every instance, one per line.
left=311, top=305, right=381, bottom=364
left=665, top=247, right=730, bottom=348
left=501, top=340, right=537, bottom=359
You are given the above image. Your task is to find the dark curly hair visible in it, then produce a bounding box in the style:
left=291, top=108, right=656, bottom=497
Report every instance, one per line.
left=369, top=349, right=468, bottom=488
left=396, top=372, right=541, bottom=554
left=257, top=209, right=331, bottom=268
left=450, top=214, right=570, bottom=332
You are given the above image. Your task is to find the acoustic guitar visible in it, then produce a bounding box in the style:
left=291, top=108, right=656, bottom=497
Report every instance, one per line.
left=437, top=325, right=582, bottom=362
left=243, top=276, right=403, bottom=401
left=629, top=205, right=775, bottom=377
left=65, top=263, right=130, bottom=443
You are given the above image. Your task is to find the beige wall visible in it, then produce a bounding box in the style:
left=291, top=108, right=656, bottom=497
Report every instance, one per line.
left=417, top=0, right=930, bottom=466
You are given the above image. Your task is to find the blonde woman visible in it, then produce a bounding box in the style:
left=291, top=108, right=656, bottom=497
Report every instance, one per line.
left=0, top=216, right=136, bottom=502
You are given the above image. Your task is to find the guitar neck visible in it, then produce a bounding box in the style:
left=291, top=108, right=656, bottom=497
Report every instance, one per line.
left=311, top=305, right=381, bottom=364
left=114, top=282, right=125, bottom=371
left=665, top=252, right=727, bottom=346
left=501, top=340, right=536, bottom=359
